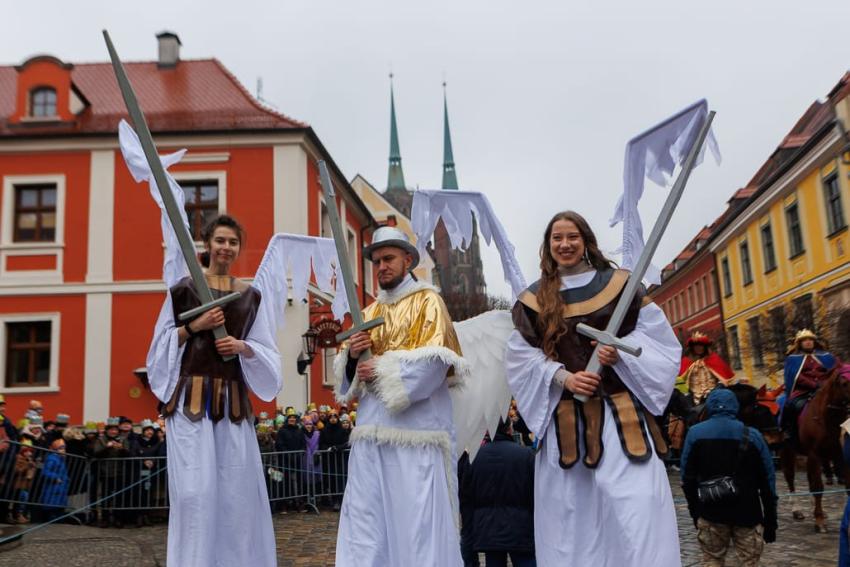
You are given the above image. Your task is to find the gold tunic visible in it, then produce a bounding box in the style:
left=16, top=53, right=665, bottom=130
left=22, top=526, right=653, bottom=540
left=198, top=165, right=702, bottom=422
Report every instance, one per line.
left=363, top=286, right=463, bottom=361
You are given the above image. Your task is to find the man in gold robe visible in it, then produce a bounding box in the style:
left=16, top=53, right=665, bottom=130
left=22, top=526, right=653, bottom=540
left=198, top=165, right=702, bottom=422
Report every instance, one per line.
left=334, top=227, right=468, bottom=566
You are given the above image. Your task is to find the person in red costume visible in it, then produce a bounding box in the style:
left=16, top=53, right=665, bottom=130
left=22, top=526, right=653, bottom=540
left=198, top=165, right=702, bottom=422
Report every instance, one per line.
left=679, top=332, right=736, bottom=405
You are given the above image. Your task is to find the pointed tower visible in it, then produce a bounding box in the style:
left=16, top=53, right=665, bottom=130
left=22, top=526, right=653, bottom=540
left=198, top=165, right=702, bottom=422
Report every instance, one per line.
left=386, top=75, right=406, bottom=192
left=441, top=83, right=459, bottom=190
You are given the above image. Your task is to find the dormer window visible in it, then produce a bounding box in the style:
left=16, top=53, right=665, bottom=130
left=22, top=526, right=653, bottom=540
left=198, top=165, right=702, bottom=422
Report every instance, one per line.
left=30, top=87, right=57, bottom=117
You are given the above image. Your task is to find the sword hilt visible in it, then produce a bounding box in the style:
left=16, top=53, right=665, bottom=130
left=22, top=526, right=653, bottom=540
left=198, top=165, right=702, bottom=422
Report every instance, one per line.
left=574, top=323, right=642, bottom=403
left=178, top=292, right=242, bottom=321
left=179, top=293, right=243, bottom=362
left=336, top=317, right=385, bottom=343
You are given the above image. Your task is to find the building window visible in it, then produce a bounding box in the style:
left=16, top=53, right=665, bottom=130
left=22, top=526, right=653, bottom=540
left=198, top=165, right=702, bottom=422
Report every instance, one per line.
left=785, top=202, right=805, bottom=257
left=748, top=316, right=764, bottom=367
left=721, top=257, right=732, bottom=297
left=705, top=274, right=714, bottom=304
left=729, top=325, right=742, bottom=370
left=347, top=229, right=358, bottom=280
left=740, top=240, right=753, bottom=286
left=322, top=348, right=338, bottom=386
left=670, top=299, right=678, bottom=323
left=792, top=294, right=815, bottom=333
left=675, top=294, right=683, bottom=320
left=320, top=202, right=332, bottom=238
left=13, top=184, right=57, bottom=242
left=824, top=174, right=846, bottom=235
left=761, top=222, right=777, bottom=272
left=769, top=305, right=787, bottom=360
left=180, top=180, right=219, bottom=240
left=30, top=87, right=57, bottom=117
left=4, top=321, right=51, bottom=387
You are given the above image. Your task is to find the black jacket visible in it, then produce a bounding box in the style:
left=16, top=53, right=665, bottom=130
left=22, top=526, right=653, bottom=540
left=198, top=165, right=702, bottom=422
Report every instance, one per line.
left=681, top=389, right=777, bottom=530
left=459, top=432, right=535, bottom=553
left=319, top=422, right=350, bottom=450
left=275, top=424, right=305, bottom=452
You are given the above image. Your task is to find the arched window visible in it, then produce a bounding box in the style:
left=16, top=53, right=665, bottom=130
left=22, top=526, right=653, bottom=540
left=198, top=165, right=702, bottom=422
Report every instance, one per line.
left=30, top=87, right=57, bottom=117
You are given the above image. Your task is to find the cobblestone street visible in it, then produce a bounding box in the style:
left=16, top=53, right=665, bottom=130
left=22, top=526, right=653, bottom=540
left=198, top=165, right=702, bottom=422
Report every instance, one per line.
left=0, top=471, right=845, bottom=566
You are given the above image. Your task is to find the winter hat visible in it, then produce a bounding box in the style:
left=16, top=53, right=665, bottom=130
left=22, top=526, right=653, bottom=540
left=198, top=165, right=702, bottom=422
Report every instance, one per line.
left=55, top=413, right=70, bottom=425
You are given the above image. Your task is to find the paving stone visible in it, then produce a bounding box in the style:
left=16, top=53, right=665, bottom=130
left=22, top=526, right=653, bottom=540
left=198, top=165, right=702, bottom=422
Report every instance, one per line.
left=0, top=471, right=845, bottom=566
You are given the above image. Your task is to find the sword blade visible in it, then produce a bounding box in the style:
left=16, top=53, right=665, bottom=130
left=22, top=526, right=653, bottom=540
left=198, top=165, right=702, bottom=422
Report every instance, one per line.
left=103, top=30, right=235, bottom=358
left=317, top=161, right=364, bottom=325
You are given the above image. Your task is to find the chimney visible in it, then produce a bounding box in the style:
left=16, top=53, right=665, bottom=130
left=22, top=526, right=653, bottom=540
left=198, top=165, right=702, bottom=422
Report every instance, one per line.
left=156, top=31, right=181, bottom=68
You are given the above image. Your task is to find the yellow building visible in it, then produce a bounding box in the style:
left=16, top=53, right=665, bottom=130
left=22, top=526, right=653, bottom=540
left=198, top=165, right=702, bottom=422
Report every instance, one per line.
left=349, top=174, right=435, bottom=284
left=710, top=72, right=850, bottom=386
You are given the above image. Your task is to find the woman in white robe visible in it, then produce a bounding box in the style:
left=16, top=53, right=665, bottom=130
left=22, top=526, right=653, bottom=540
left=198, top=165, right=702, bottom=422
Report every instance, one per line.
left=506, top=211, right=682, bottom=567
left=147, top=215, right=281, bottom=567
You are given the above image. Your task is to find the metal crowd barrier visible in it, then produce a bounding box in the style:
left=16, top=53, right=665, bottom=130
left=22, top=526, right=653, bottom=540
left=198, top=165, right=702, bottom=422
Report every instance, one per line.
left=0, top=440, right=90, bottom=521
left=0, top=441, right=351, bottom=518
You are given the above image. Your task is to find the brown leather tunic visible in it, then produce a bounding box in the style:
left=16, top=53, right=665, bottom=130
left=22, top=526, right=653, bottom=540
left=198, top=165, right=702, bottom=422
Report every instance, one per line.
left=162, top=276, right=261, bottom=424
left=512, top=268, right=668, bottom=468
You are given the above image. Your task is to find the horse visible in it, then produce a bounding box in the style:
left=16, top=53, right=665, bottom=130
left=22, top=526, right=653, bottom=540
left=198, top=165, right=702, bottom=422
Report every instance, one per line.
left=780, top=364, right=850, bottom=532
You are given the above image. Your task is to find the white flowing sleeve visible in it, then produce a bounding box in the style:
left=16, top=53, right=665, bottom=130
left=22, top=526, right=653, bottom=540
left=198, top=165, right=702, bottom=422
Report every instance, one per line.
left=505, top=330, right=564, bottom=439
left=332, top=347, right=465, bottom=414
left=146, top=293, right=185, bottom=404
left=612, top=302, right=681, bottom=415
left=240, top=295, right=282, bottom=402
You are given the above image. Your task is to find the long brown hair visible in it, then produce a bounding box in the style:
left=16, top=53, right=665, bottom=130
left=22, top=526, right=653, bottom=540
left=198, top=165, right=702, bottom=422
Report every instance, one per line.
left=536, top=211, right=614, bottom=360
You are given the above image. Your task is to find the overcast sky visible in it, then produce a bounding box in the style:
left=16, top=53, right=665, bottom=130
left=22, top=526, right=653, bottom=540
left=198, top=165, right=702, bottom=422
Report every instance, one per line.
left=5, top=2, right=850, bottom=298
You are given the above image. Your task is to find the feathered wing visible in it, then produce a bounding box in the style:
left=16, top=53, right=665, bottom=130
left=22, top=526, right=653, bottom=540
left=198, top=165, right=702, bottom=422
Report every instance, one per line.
left=251, top=233, right=351, bottom=338
left=451, top=310, right=515, bottom=461
left=411, top=190, right=527, bottom=300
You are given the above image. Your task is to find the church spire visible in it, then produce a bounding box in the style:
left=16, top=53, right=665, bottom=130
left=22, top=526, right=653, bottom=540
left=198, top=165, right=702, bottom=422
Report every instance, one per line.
left=387, top=74, right=406, bottom=191
left=441, top=82, right=459, bottom=190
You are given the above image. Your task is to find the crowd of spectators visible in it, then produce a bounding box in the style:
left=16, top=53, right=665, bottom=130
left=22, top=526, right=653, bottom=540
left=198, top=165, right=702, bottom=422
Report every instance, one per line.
left=0, top=396, right=361, bottom=525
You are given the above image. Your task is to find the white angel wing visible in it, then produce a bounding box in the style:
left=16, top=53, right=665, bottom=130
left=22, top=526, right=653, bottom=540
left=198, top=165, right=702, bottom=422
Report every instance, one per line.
left=252, top=233, right=350, bottom=338
left=609, top=99, right=721, bottom=284
left=117, top=119, right=190, bottom=288
left=411, top=190, right=527, bottom=300
left=452, top=309, right=515, bottom=461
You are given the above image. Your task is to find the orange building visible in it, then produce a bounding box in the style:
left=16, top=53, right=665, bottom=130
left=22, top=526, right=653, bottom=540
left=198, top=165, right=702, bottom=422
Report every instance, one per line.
left=0, top=33, right=375, bottom=423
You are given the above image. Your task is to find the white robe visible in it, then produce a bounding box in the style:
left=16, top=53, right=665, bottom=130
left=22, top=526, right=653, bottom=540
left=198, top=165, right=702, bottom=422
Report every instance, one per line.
left=506, top=271, right=682, bottom=567
left=147, top=291, right=282, bottom=567
left=334, top=277, right=465, bottom=567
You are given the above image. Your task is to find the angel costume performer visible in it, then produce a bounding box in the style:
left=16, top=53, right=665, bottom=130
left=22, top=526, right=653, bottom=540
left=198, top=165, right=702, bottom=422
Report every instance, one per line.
left=121, top=119, right=348, bottom=566
left=507, top=268, right=682, bottom=566
left=148, top=274, right=281, bottom=566
left=334, top=231, right=468, bottom=566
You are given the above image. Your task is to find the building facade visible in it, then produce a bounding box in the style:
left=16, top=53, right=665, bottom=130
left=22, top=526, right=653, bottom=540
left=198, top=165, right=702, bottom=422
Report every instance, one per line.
left=0, top=33, right=374, bottom=422
left=710, top=73, right=850, bottom=386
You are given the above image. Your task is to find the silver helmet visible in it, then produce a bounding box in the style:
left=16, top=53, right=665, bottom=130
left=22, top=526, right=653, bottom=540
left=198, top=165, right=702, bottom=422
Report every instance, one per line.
left=363, top=226, right=420, bottom=269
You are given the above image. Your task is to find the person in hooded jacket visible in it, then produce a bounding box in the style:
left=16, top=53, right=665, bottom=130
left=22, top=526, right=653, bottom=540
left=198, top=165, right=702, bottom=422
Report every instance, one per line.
left=681, top=388, right=777, bottom=567
left=275, top=412, right=305, bottom=512
left=319, top=410, right=351, bottom=510
left=459, top=418, right=536, bottom=567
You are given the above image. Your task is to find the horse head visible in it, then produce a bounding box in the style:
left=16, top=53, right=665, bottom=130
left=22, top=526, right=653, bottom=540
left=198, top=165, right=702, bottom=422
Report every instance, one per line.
left=826, top=362, right=850, bottom=407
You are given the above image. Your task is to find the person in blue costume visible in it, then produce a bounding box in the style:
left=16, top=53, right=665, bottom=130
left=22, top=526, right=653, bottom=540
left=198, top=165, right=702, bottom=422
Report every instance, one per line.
left=780, top=329, right=837, bottom=440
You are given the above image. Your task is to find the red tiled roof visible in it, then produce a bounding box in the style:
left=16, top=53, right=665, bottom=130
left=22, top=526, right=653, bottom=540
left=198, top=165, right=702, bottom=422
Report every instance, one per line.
left=828, top=71, right=850, bottom=102
left=0, top=58, right=306, bottom=137
left=743, top=100, right=835, bottom=189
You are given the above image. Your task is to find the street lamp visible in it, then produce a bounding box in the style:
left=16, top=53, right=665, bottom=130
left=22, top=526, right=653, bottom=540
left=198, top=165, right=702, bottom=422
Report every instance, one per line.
left=297, top=328, right=319, bottom=375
